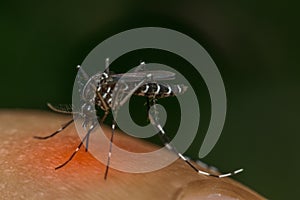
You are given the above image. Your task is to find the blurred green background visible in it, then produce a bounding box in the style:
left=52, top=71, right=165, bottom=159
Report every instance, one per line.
left=1, top=1, right=299, bottom=199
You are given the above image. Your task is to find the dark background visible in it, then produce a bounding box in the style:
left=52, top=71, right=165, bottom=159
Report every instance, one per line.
left=1, top=1, right=299, bottom=199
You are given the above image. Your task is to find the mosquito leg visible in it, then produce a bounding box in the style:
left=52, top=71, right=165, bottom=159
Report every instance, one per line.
left=104, top=57, right=110, bottom=74
left=85, top=130, right=90, bottom=152
left=55, top=123, right=96, bottom=170
left=147, top=98, right=243, bottom=178
left=133, top=61, right=146, bottom=72
left=104, top=118, right=117, bottom=180
left=33, top=119, right=74, bottom=140
left=76, top=65, right=90, bottom=81
left=100, top=111, right=109, bottom=124
left=86, top=112, right=110, bottom=152
left=96, top=87, right=110, bottom=113
left=146, top=97, right=150, bottom=112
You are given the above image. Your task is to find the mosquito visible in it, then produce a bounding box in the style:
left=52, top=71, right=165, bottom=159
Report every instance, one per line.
left=34, top=58, right=243, bottom=179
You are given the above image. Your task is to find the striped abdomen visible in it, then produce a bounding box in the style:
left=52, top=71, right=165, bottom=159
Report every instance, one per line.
left=95, top=82, right=187, bottom=111
left=134, top=83, right=187, bottom=98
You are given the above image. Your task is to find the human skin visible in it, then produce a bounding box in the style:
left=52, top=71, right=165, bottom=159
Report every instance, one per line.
left=0, top=110, right=265, bottom=200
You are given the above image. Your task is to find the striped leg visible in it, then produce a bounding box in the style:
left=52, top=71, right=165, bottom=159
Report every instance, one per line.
left=85, top=129, right=90, bottom=152
left=147, top=98, right=243, bottom=178
left=33, top=119, right=74, bottom=140
left=102, top=76, right=150, bottom=179
left=55, top=122, right=97, bottom=170
left=104, top=119, right=116, bottom=180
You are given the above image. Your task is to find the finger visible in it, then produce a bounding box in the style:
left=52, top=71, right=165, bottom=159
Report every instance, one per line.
left=0, top=110, right=265, bottom=199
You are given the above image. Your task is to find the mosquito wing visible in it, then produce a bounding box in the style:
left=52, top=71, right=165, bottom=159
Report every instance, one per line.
left=111, top=70, right=176, bottom=82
